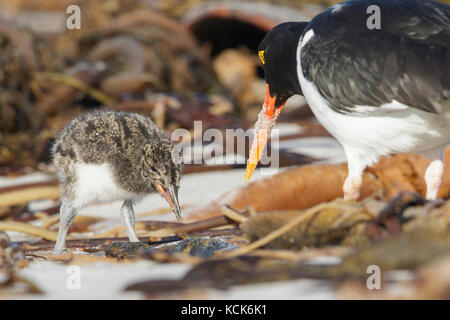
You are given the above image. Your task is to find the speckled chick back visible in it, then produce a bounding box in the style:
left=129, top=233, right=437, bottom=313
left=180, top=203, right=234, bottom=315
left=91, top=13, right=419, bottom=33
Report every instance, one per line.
left=52, top=111, right=182, bottom=200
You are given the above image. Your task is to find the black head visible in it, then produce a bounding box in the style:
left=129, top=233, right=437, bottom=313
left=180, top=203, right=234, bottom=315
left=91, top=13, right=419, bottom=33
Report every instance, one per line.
left=258, top=22, right=308, bottom=106
left=245, top=22, right=309, bottom=183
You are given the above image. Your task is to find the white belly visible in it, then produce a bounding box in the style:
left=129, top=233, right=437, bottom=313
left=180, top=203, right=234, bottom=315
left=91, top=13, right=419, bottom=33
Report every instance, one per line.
left=73, top=163, right=140, bottom=208
left=297, top=31, right=450, bottom=166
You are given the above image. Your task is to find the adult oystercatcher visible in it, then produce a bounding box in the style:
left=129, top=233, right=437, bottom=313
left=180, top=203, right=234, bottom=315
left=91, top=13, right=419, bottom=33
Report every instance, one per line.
left=246, top=0, right=450, bottom=200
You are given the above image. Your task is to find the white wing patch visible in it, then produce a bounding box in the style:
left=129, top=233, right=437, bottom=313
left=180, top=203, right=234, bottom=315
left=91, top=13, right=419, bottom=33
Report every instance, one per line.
left=353, top=100, right=410, bottom=115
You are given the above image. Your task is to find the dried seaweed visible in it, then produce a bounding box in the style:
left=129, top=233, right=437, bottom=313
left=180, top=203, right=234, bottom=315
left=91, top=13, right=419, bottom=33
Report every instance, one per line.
left=0, top=232, right=42, bottom=295
left=125, top=227, right=450, bottom=297
left=240, top=200, right=372, bottom=250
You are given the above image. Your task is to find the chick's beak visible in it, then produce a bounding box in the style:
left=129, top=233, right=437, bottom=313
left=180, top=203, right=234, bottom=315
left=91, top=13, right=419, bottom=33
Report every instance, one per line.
left=156, top=184, right=182, bottom=222
left=245, top=84, right=286, bottom=182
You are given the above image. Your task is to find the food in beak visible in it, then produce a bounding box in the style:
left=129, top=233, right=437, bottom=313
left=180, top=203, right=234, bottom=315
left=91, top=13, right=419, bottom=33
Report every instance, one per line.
left=245, top=84, right=285, bottom=182
left=155, top=184, right=182, bottom=221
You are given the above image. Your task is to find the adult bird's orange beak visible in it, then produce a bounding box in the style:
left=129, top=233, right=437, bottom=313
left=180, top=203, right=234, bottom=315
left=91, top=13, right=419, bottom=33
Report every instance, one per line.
left=245, top=84, right=286, bottom=182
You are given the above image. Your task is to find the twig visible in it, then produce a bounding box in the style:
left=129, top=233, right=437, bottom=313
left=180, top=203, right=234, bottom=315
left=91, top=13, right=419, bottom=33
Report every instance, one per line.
left=137, top=205, right=191, bottom=217
left=41, top=215, right=101, bottom=230
left=220, top=205, right=248, bottom=223
left=37, top=72, right=114, bottom=105
left=246, top=249, right=304, bottom=261
left=0, top=180, right=57, bottom=193
left=0, top=186, right=59, bottom=207
left=27, top=251, right=73, bottom=262
left=219, top=203, right=329, bottom=258
left=35, top=62, right=105, bottom=115
left=247, top=206, right=257, bottom=217
left=106, top=100, right=156, bottom=112
left=190, top=227, right=242, bottom=237
left=0, top=221, right=70, bottom=241
left=247, top=246, right=353, bottom=262
left=173, top=215, right=237, bottom=234
left=16, top=204, right=60, bottom=223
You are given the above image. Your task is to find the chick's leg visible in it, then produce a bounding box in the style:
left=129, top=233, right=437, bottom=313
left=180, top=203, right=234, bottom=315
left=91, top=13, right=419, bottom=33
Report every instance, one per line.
left=54, top=201, right=77, bottom=254
left=121, top=200, right=140, bottom=242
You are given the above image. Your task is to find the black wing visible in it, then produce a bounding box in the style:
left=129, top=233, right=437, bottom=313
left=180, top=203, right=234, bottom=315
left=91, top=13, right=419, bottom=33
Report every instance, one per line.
left=300, top=0, right=450, bottom=115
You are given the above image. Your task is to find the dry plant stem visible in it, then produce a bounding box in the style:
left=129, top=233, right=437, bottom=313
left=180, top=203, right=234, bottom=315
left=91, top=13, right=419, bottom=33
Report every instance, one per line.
left=34, top=212, right=49, bottom=221
left=96, top=226, right=176, bottom=239
left=190, top=228, right=242, bottom=237
left=152, top=101, right=166, bottom=129
left=174, top=215, right=237, bottom=234
left=138, top=207, right=181, bottom=217
left=94, top=223, right=145, bottom=238
left=141, top=220, right=184, bottom=228
left=94, top=220, right=185, bottom=238
left=0, top=180, right=57, bottom=193
left=41, top=214, right=63, bottom=229
left=247, top=249, right=305, bottom=261
left=221, top=203, right=329, bottom=258
left=248, top=246, right=354, bottom=262
left=247, top=207, right=257, bottom=217
left=37, top=72, right=114, bottom=105
left=96, top=214, right=240, bottom=238
left=0, top=186, right=60, bottom=207
left=17, top=205, right=61, bottom=223
left=42, top=215, right=102, bottom=229
left=220, top=206, right=248, bottom=223
left=35, top=62, right=106, bottom=115
left=0, top=221, right=70, bottom=241
left=137, top=228, right=176, bottom=238
left=93, top=226, right=124, bottom=238
left=106, top=100, right=157, bottom=112
left=27, top=251, right=74, bottom=262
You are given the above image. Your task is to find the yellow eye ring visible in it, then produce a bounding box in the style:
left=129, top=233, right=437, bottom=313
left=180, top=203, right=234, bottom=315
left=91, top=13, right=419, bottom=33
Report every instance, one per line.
left=258, top=50, right=265, bottom=64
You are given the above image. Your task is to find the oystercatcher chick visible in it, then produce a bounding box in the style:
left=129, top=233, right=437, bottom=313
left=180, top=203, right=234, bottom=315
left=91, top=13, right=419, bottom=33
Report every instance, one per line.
left=51, top=111, right=182, bottom=253
left=246, top=0, right=450, bottom=201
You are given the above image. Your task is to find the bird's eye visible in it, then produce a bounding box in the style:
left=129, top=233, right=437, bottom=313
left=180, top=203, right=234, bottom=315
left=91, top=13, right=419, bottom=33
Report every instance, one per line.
left=149, top=165, right=158, bottom=173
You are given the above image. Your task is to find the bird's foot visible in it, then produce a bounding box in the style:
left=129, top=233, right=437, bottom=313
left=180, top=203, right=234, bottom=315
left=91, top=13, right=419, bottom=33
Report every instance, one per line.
left=343, top=176, right=362, bottom=201
left=425, top=183, right=442, bottom=201
left=425, top=159, right=444, bottom=200
left=52, top=247, right=69, bottom=255
left=127, top=233, right=140, bottom=243
left=344, top=192, right=360, bottom=201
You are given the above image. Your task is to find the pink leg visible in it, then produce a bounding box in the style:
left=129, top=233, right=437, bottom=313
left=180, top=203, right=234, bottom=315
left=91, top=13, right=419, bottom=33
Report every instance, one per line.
left=343, top=151, right=365, bottom=201
left=425, top=159, right=444, bottom=200
left=343, top=175, right=363, bottom=200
